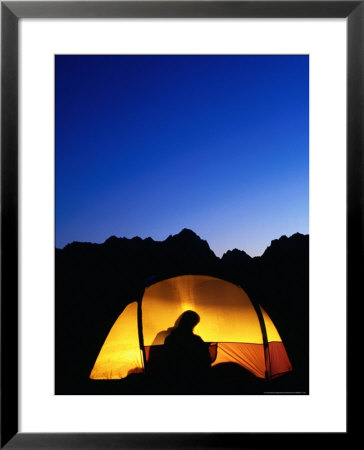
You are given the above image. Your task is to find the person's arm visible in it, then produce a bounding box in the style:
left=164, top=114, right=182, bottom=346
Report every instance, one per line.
left=195, top=336, right=213, bottom=366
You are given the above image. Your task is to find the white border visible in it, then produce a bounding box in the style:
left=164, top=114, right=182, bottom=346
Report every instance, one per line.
left=20, top=18, right=347, bottom=432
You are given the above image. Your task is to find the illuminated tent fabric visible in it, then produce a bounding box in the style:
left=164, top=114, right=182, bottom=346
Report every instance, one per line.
left=90, top=275, right=292, bottom=380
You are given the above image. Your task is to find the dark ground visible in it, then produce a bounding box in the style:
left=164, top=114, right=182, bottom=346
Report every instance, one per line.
left=83, top=364, right=307, bottom=396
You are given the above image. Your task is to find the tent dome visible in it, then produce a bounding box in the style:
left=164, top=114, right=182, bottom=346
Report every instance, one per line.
left=90, top=275, right=292, bottom=380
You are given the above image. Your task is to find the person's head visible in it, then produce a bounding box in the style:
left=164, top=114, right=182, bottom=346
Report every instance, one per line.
left=176, top=310, right=200, bottom=333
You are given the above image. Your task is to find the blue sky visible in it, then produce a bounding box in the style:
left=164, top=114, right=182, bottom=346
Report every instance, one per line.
left=56, top=55, right=308, bottom=257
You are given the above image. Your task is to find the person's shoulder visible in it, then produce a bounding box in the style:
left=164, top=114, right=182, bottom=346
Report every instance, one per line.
left=193, top=334, right=204, bottom=343
left=165, top=331, right=177, bottom=344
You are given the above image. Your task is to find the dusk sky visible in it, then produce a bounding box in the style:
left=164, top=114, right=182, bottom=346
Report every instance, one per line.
left=56, top=55, right=308, bottom=257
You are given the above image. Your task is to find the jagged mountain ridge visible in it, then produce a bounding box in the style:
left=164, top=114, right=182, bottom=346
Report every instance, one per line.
left=58, top=227, right=307, bottom=267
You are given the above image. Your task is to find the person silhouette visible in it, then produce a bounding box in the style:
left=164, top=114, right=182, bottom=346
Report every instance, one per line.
left=162, top=310, right=212, bottom=391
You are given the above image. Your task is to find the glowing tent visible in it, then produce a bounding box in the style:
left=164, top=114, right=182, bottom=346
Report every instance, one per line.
left=90, top=275, right=292, bottom=380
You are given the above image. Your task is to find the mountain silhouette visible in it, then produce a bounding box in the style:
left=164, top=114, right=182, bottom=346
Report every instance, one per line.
left=55, top=229, right=308, bottom=394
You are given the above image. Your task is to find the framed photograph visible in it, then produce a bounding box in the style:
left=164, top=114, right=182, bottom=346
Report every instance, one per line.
left=1, top=1, right=355, bottom=448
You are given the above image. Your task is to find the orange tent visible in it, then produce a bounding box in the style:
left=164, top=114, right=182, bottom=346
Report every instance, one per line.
left=90, top=275, right=292, bottom=380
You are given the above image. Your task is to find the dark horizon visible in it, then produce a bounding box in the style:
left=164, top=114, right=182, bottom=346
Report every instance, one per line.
left=56, top=227, right=309, bottom=259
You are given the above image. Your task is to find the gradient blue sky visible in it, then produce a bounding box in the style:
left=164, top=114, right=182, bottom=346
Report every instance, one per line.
left=56, top=55, right=308, bottom=257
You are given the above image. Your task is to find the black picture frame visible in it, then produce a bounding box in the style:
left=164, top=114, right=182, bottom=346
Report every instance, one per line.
left=1, top=1, right=356, bottom=448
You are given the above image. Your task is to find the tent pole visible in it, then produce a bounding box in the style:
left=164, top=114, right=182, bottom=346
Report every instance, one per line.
left=137, top=289, right=147, bottom=374
left=252, top=302, right=270, bottom=380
